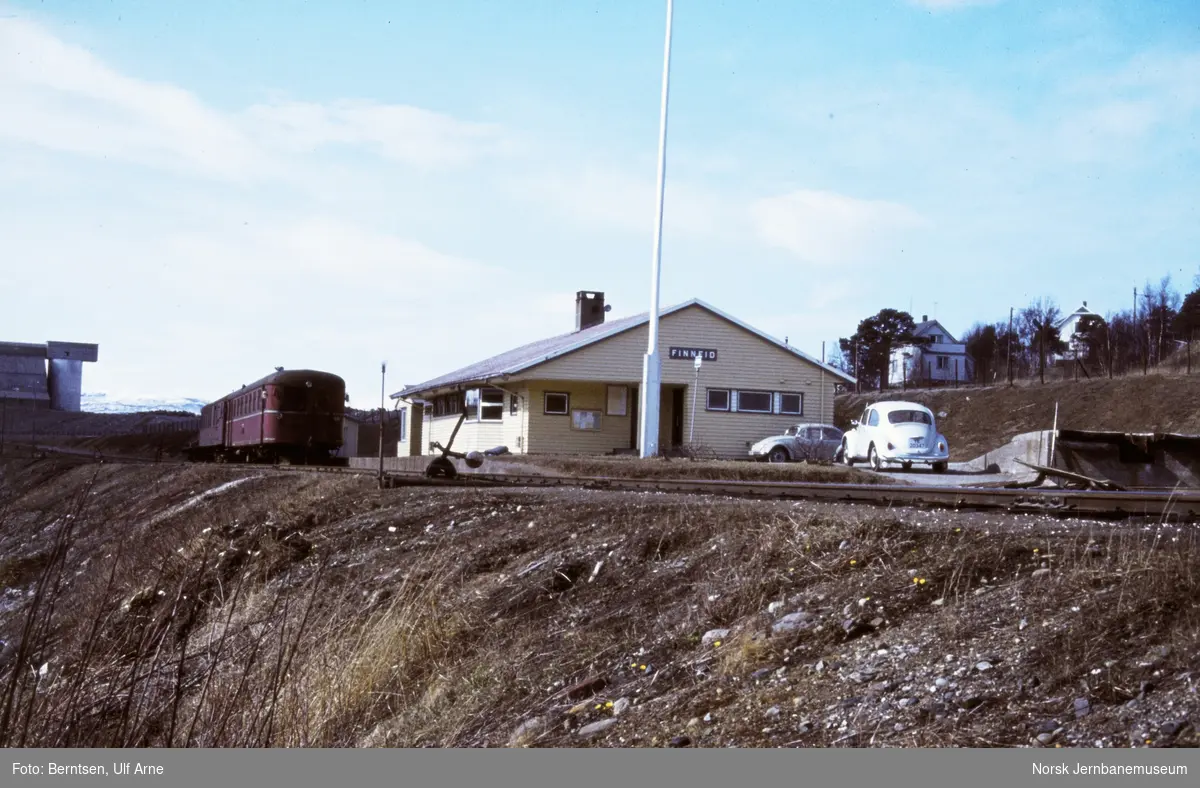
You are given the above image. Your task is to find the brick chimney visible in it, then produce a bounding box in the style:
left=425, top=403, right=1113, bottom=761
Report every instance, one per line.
left=575, top=291, right=607, bottom=332
left=922, top=314, right=928, bottom=323
left=1083, top=301, right=1088, bottom=307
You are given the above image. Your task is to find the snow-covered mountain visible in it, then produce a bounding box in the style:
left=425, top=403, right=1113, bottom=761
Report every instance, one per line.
left=81, top=392, right=206, bottom=414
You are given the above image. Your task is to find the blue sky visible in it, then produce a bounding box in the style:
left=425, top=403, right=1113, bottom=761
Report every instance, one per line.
left=2, top=0, right=1198, bottom=406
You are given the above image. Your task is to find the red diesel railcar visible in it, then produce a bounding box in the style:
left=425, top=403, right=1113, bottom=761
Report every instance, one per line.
left=187, top=369, right=348, bottom=465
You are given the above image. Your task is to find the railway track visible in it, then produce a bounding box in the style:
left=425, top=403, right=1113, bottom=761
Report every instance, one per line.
left=14, top=443, right=1198, bottom=522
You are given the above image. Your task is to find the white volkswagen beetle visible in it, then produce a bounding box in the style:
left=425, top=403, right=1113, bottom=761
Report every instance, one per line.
left=840, top=401, right=950, bottom=472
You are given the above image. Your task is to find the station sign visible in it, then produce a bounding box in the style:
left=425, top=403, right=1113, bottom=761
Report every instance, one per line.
left=668, top=347, right=718, bottom=361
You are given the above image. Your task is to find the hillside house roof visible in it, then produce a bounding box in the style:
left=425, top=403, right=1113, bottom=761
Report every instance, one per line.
left=911, top=319, right=960, bottom=345
left=1055, top=302, right=1102, bottom=330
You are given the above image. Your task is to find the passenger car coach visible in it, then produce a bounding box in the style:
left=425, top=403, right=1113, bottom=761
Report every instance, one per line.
left=186, top=369, right=347, bottom=465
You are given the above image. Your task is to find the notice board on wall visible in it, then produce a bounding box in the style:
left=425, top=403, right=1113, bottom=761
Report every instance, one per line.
left=571, top=409, right=602, bottom=431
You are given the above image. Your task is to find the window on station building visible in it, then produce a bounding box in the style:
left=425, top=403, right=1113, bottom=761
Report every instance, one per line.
left=735, top=391, right=772, bottom=413
left=706, top=389, right=730, bottom=411
left=465, top=387, right=504, bottom=422
left=778, top=393, right=803, bottom=416
left=544, top=392, right=569, bottom=415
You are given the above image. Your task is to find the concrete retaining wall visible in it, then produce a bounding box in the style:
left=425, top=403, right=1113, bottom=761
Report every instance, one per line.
left=955, top=430, right=1054, bottom=473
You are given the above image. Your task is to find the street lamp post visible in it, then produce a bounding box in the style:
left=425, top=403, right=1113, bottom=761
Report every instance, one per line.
left=689, top=354, right=701, bottom=443
left=637, top=0, right=674, bottom=459
left=379, top=361, right=387, bottom=486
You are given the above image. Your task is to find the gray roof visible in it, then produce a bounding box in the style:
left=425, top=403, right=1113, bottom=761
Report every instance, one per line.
left=912, top=320, right=959, bottom=344
left=1055, top=304, right=1101, bottom=330
left=392, top=299, right=856, bottom=399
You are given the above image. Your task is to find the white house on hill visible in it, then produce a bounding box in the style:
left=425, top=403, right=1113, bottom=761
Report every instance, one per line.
left=1054, top=301, right=1103, bottom=361
left=888, top=316, right=974, bottom=387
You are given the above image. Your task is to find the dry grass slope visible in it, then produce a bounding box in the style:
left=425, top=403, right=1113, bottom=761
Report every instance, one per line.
left=0, top=458, right=1197, bottom=749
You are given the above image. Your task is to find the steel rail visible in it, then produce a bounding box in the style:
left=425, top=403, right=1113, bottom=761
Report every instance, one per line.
left=378, top=471, right=1200, bottom=521
left=13, top=444, right=1198, bottom=521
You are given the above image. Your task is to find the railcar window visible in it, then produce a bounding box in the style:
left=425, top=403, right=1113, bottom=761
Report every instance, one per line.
left=280, top=388, right=308, bottom=412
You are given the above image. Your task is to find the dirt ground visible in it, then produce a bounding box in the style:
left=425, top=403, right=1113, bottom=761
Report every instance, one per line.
left=488, top=454, right=890, bottom=485
left=0, top=457, right=1196, bottom=749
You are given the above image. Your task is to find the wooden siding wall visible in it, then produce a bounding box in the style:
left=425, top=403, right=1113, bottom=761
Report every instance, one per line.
left=396, top=305, right=845, bottom=460
left=398, top=390, right=528, bottom=456
left=524, top=306, right=840, bottom=458
left=523, top=381, right=672, bottom=455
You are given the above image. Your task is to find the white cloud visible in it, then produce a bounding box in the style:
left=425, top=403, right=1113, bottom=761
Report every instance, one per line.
left=244, top=100, right=509, bottom=169
left=0, top=17, right=266, bottom=181
left=749, top=190, right=930, bottom=266
left=0, top=17, right=510, bottom=181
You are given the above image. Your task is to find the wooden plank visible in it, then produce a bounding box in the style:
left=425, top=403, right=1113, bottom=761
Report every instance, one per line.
left=1012, top=458, right=1126, bottom=491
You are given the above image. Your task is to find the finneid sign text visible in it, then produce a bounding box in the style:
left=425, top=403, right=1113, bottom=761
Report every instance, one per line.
left=669, top=347, right=718, bottom=361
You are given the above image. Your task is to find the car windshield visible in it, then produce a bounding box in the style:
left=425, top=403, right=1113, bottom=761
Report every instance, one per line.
left=887, top=410, right=932, bottom=425
left=785, top=426, right=798, bottom=436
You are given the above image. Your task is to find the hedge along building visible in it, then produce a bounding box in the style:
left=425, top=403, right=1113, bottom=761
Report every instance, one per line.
left=391, top=292, right=856, bottom=459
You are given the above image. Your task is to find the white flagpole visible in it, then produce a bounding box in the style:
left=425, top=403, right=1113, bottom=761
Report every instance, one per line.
left=638, top=0, right=674, bottom=458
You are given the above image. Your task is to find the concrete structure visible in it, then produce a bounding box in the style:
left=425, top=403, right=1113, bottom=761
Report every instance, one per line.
left=391, top=292, right=856, bottom=459
left=0, top=341, right=98, bottom=411
left=888, top=317, right=974, bottom=387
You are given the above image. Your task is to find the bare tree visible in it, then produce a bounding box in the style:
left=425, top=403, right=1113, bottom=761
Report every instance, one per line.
left=1140, top=275, right=1180, bottom=367
left=1018, top=298, right=1067, bottom=384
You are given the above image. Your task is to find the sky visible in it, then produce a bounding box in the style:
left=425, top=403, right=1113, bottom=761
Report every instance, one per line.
left=2, top=0, right=1198, bottom=407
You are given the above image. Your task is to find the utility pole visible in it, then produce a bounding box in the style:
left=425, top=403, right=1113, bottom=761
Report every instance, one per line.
left=378, top=361, right=387, bottom=487
left=1007, top=307, right=1014, bottom=386
left=637, top=0, right=674, bottom=459
left=1133, top=287, right=1140, bottom=376
left=855, top=340, right=862, bottom=394
left=820, top=341, right=826, bottom=422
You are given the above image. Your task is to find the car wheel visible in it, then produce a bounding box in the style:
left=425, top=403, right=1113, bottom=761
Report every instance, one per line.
left=932, top=461, right=947, bottom=474
left=768, top=446, right=789, bottom=464
left=841, top=441, right=854, bottom=467
left=869, top=444, right=882, bottom=471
